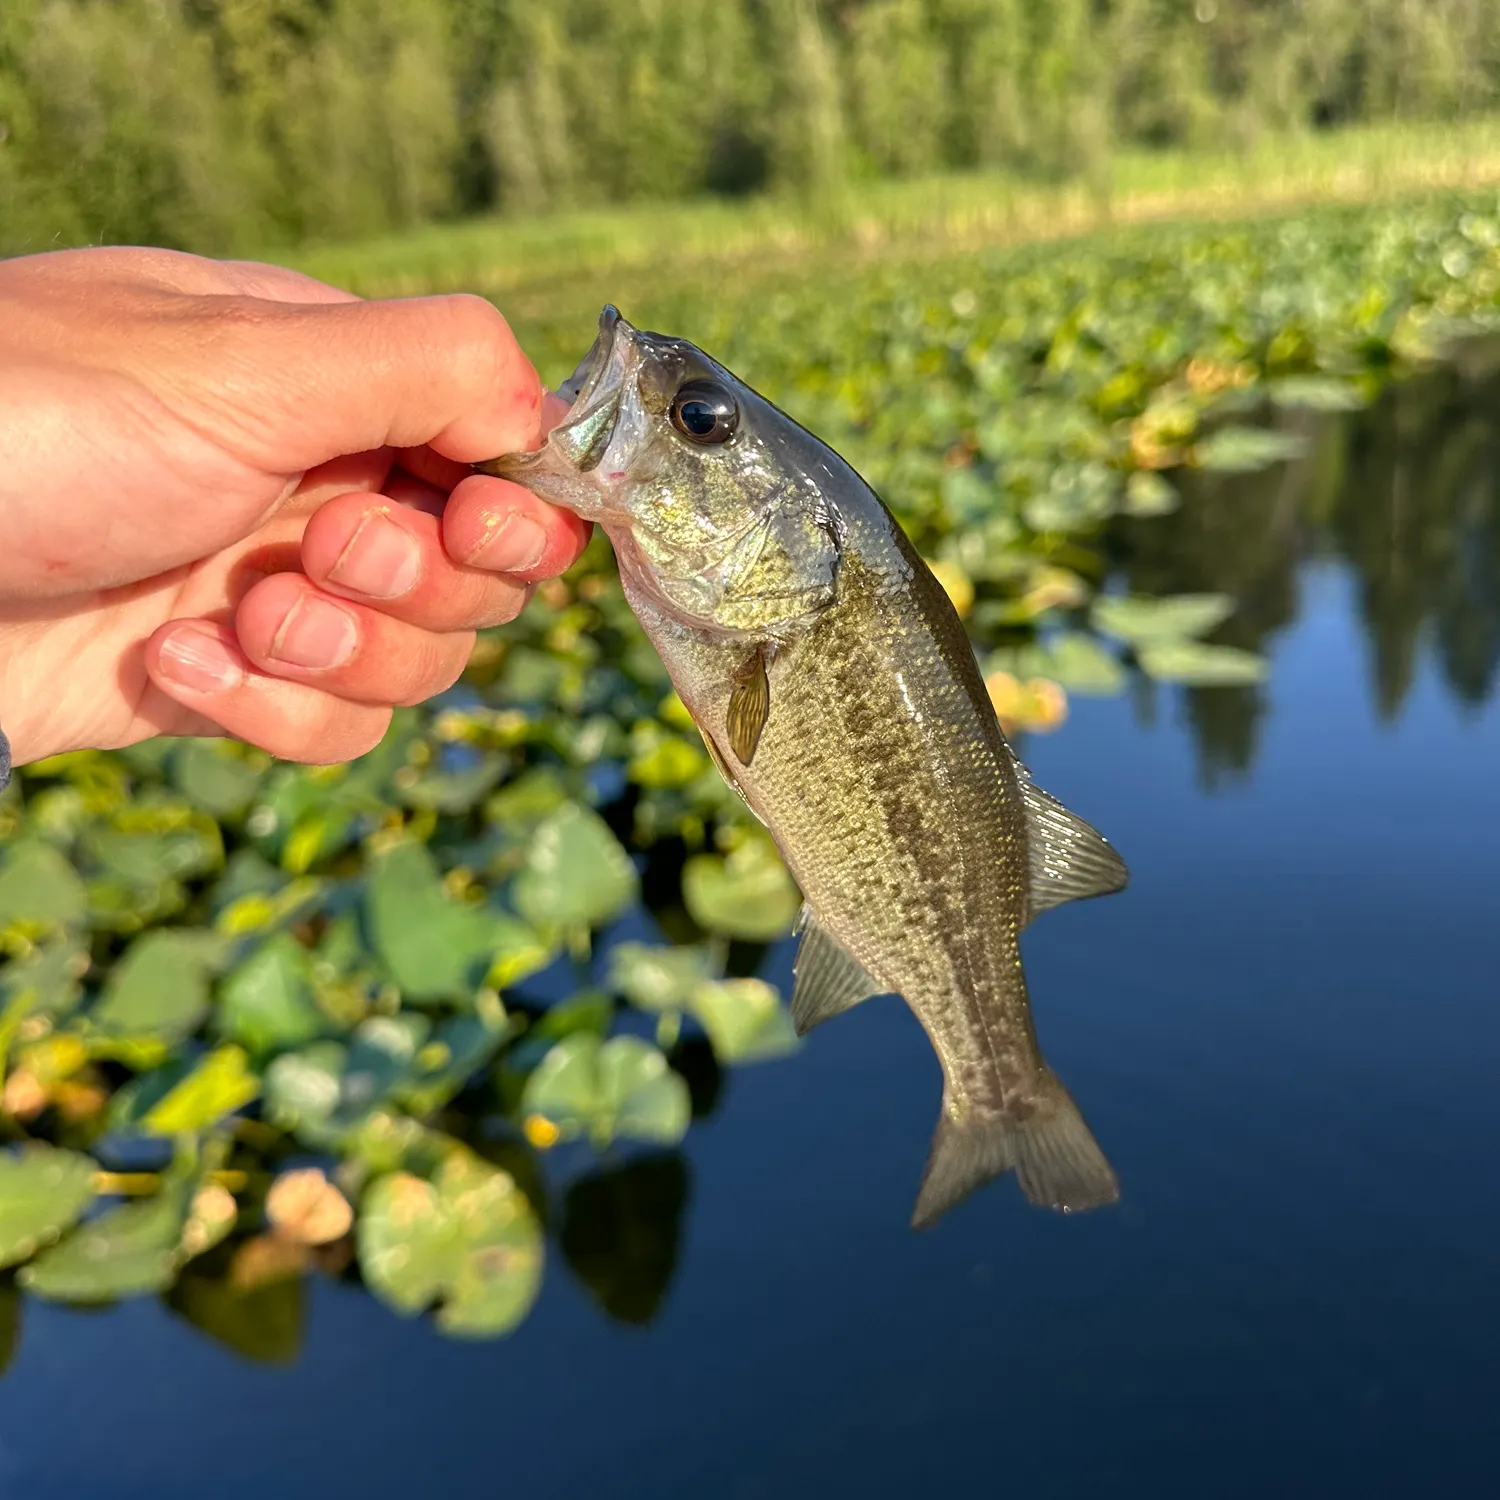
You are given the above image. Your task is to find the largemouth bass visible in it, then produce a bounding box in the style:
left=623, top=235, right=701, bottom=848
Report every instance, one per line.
left=481, top=307, right=1128, bottom=1226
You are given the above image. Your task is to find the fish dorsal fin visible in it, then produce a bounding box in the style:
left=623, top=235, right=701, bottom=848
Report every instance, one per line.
left=791, top=907, right=886, bottom=1035
left=1014, top=764, right=1129, bottom=922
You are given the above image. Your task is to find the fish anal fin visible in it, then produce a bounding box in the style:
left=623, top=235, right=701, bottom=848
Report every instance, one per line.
left=726, top=645, right=771, bottom=765
left=1016, top=765, right=1128, bottom=922
left=791, top=907, right=885, bottom=1035
left=911, top=1070, right=1119, bottom=1228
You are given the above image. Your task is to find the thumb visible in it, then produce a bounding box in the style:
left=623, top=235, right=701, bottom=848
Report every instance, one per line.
left=161, top=292, right=546, bottom=475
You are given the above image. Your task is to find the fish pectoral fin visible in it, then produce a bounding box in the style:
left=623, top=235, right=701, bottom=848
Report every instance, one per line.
left=790, top=907, right=885, bottom=1035
left=1016, top=764, right=1129, bottom=922
left=726, top=644, right=771, bottom=765
left=911, top=1071, right=1119, bottom=1229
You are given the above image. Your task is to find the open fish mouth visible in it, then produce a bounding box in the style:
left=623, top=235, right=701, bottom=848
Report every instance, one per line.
left=476, top=304, right=633, bottom=479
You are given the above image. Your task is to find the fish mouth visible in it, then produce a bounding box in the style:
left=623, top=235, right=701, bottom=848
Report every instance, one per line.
left=475, top=305, right=633, bottom=479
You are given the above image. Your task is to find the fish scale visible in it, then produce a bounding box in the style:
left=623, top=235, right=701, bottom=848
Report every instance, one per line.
left=483, top=305, right=1130, bottom=1226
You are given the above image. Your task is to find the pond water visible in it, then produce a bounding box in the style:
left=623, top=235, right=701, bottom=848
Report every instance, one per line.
left=4, top=363, right=1500, bottom=1498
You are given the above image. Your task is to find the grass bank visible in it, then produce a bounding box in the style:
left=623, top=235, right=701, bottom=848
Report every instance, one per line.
left=290, top=116, right=1500, bottom=300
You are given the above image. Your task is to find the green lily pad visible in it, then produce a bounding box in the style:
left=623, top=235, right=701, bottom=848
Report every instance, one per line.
left=396, top=1008, right=516, bottom=1116
left=1091, top=593, right=1237, bottom=646
left=90, top=929, right=223, bottom=1043
left=137, top=1045, right=260, bottom=1136
left=1193, top=424, right=1308, bottom=472
left=171, top=741, right=266, bottom=818
left=216, top=934, right=327, bottom=1054
left=1037, top=633, right=1126, bottom=695
left=0, top=937, right=89, bottom=1021
left=1268, top=375, right=1368, bottom=412
left=688, top=978, right=800, bottom=1064
left=1122, top=470, right=1179, bottom=517
left=262, top=1042, right=346, bottom=1145
left=1137, top=640, right=1270, bottom=686
left=683, top=835, right=800, bottom=942
left=522, top=1034, right=690, bottom=1148
left=20, top=1186, right=187, bottom=1303
left=0, top=840, right=87, bottom=931
left=0, top=1145, right=99, bottom=1269
left=358, top=1152, right=543, bottom=1338
left=262, top=1016, right=433, bottom=1148
left=607, top=942, right=716, bottom=1014
left=512, top=802, right=638, bottom=932
left=366, top=840, right=517, bottom=1003
left=399, top=754, right=508, bottom=814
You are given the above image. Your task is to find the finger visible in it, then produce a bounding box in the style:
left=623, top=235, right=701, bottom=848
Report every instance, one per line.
left=145, top=620, right=392, bottom=764
left=382, top=469, right=449, bottom=517
left=442, top=474, right=593, bottom=582
left=144, top=294, right=545, bottom=472
left=393, top=445, right=473, bottom=493
left=300, top=491, right=531, bottom=630
left=218, top=261, right=363, bottom=306
left=233, top=571, right=476, bottom=706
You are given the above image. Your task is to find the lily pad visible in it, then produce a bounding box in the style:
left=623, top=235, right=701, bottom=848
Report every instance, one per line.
left=0, top=1145, right=99, bottom=1269
left=171, top=741, right=266, bottom=818
left=0, top=840, right=87, bottom=931
left=89, top=929, right=222, bottom=1043
left=216, top=934, right=326, bottom=1055
left=1193, top=424, right=1308, bottom=472
left=522, top=1034, right=690, bottom=1148
left=683, top=835, right=800, bottom=942
left=0, top=937, right=89, bottom=1021
left=512, top=802, right=639, bottom=932
left=688, top=978, right=800, bottom=1065
left=1268, top=375, right=1368, bottom=412
left=1036, top=633, right=1126, bottom=695
left=358, top=1152, right=543, bottom=1338
left=366, top=840, right=515, bottom=1002
left=1137, top=640, right=1270, bottom=686
left=21, top=1186, right=188, bottom=1302
left=1091, top=593, right=1237, bottom=646
left=136, top=1046, right=261, bottom=1136
left=607, top=942, right=716, bottom=1014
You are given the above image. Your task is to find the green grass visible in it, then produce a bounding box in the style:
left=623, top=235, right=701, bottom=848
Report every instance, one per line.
left=290, top=116, right=1500, bottom=300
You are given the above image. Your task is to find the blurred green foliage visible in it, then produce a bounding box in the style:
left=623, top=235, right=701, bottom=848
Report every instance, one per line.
left=6, top=0, right=1500, bottom=252
left=2, top=190, right=1500, bottom=1366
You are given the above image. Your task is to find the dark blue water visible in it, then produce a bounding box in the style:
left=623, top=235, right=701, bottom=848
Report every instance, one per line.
left=5, top=379, right=1500, bottom=1497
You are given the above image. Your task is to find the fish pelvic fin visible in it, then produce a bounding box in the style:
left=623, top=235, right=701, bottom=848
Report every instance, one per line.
left=1015, top=763, right=1129, bottom=922
left=910, top=1069, right=1119, bottom=1229
left=790, top=907, right=885, bottom=1035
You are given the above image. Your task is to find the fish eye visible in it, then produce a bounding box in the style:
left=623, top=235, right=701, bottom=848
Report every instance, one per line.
left=669, top=379, right=739, bottom=444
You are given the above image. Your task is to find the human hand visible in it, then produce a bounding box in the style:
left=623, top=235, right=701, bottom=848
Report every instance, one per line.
left=0, top=247, right=590, bottom=769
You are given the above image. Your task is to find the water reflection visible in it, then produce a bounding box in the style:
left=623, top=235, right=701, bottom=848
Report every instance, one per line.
left=561, top=1153, right=691, bottom=1326
left=3, top=360, right=1497, bottom=1378
left=1113, top=355, right=1500, bottom=786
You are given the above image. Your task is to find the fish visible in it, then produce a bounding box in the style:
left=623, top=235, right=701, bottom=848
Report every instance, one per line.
left=479, top=306, right=1128, bottom=1226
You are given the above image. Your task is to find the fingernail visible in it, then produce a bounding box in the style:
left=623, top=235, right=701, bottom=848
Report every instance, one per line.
left=269, top=595, right=357, bottom=670
left=466, top=513, right=547, bottom=572
left=157, top=625, right=244, bottom=694
left=327, top=511, right=421, bottom=599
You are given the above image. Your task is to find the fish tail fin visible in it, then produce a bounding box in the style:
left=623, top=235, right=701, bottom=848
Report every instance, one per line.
left=910, top=1069, right=1119, bottom=1229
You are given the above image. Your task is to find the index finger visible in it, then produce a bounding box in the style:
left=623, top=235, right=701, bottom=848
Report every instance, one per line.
left=137, top=293, right=545, bottom=476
